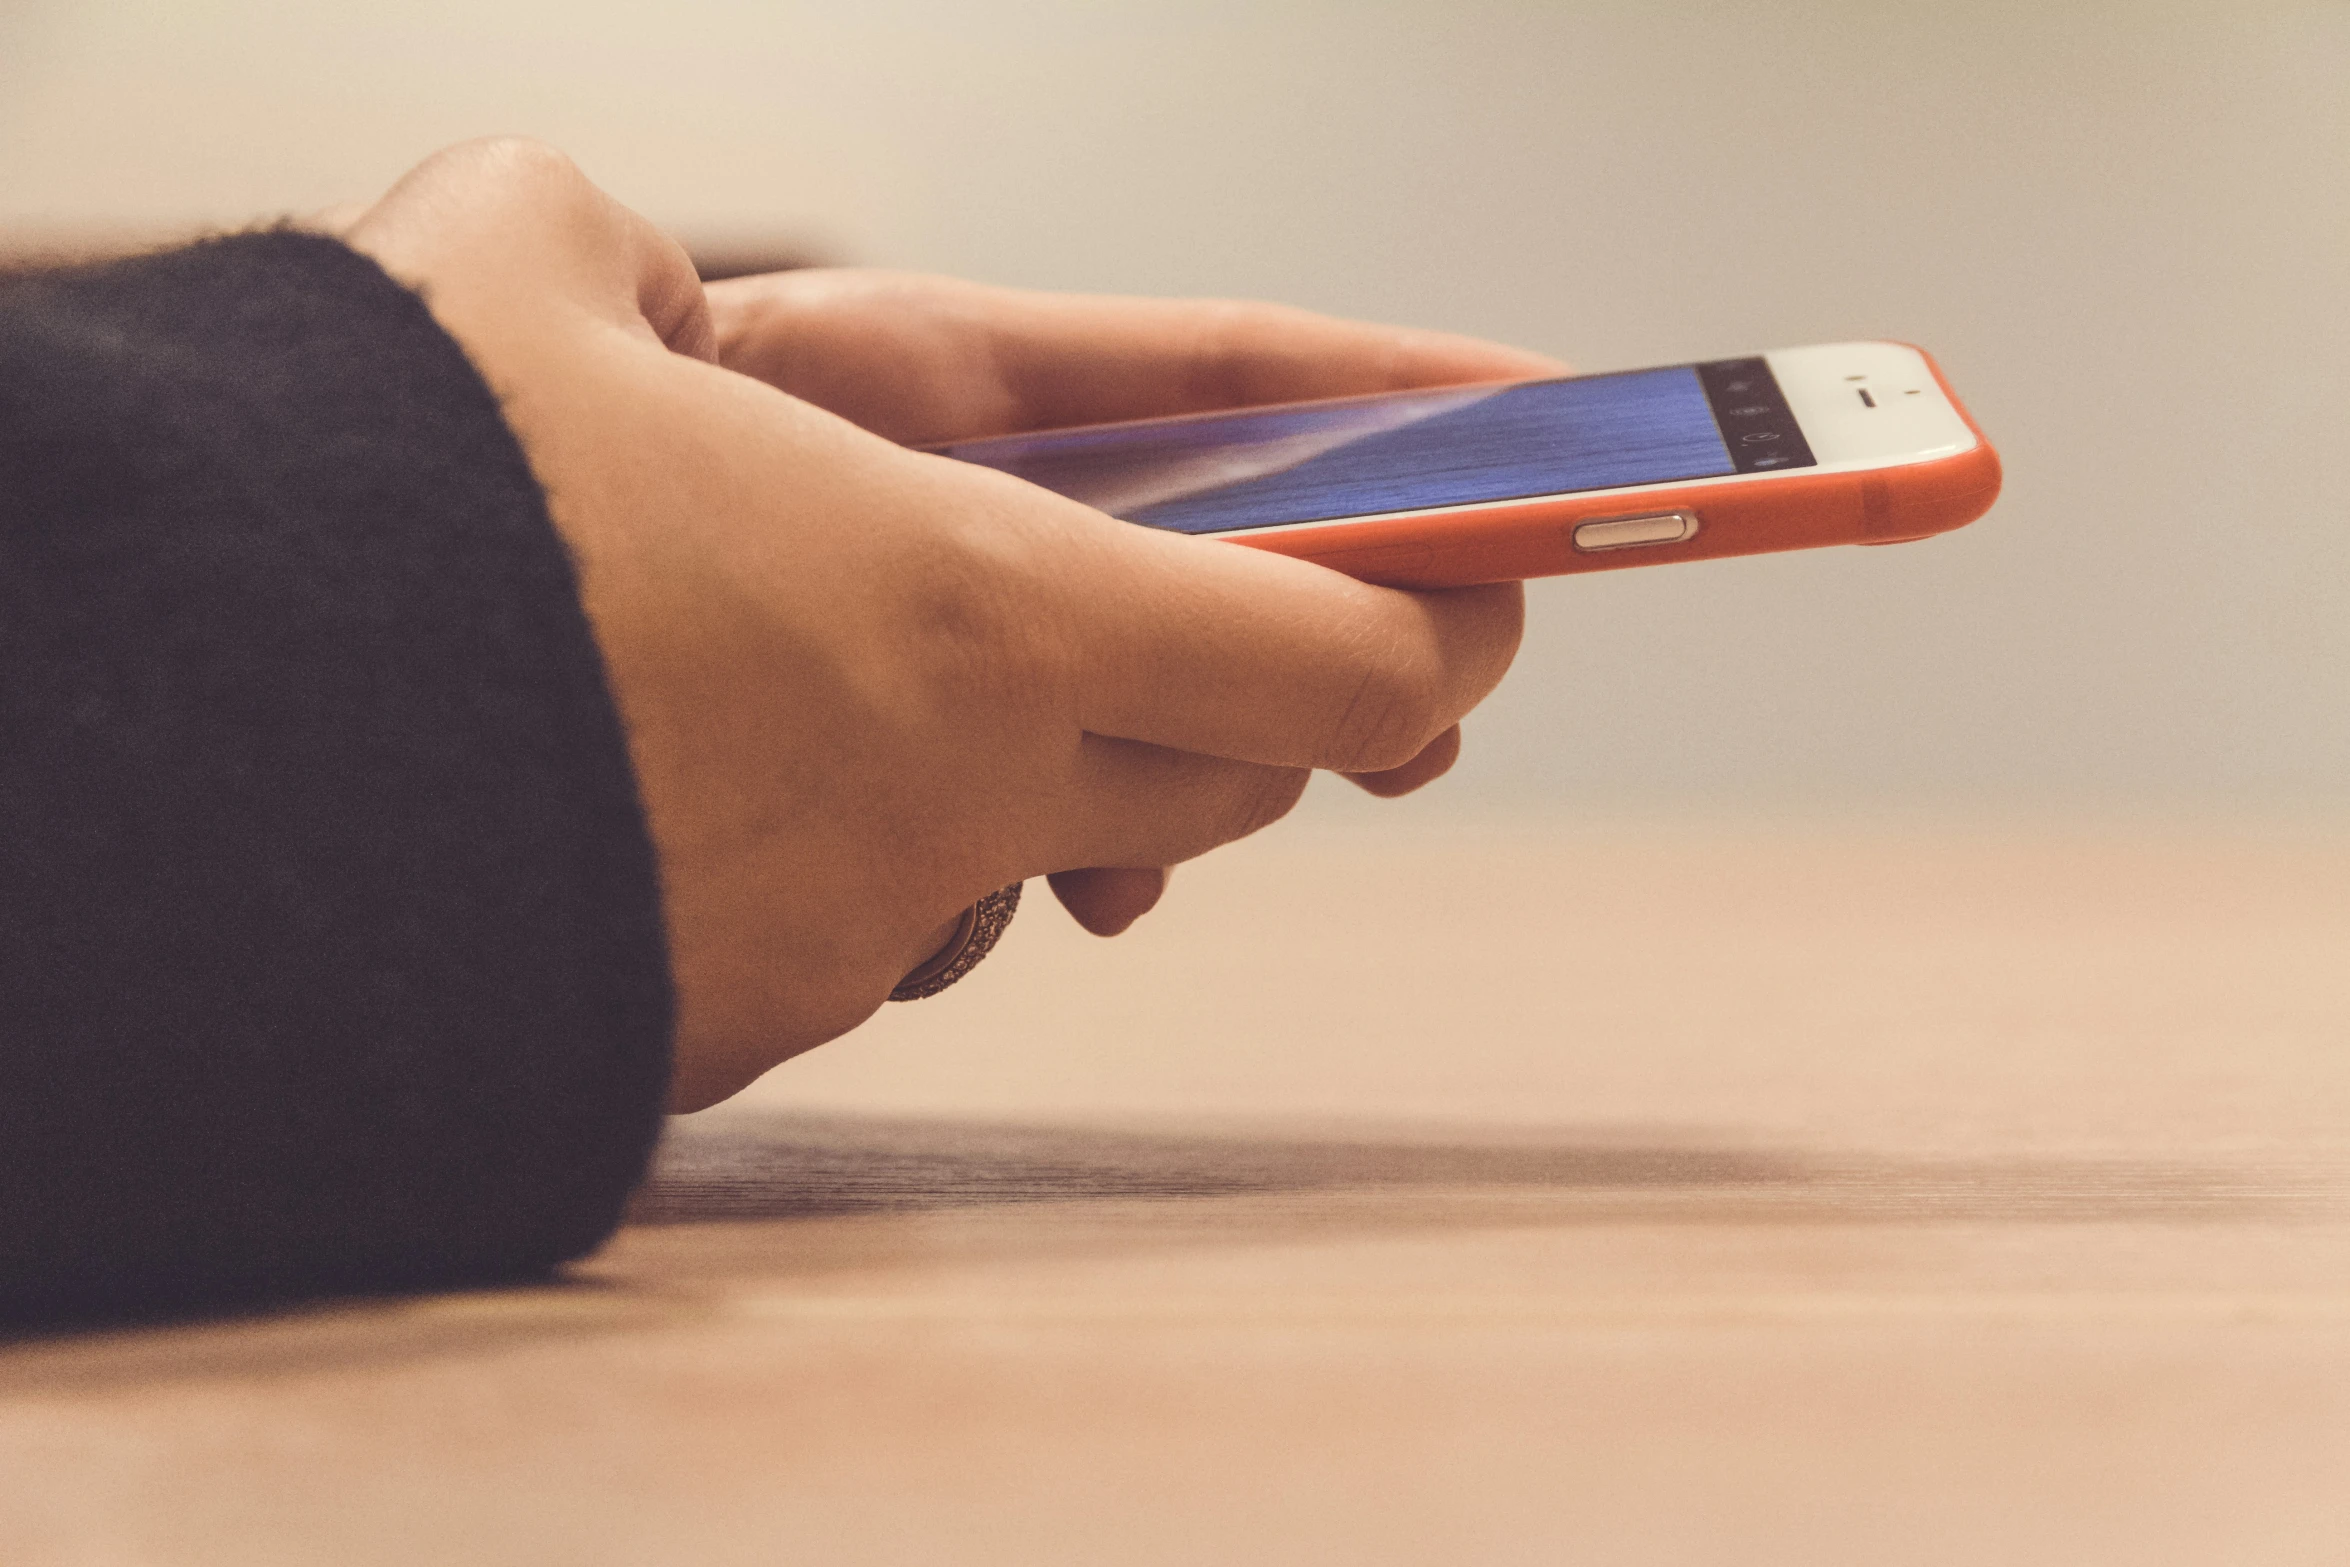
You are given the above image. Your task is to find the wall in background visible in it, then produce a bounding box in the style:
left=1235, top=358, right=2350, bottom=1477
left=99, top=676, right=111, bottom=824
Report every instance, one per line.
left=5, top=0, right=2344, bottom=815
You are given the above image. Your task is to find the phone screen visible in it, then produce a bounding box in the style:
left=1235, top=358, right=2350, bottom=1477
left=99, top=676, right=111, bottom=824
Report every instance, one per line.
left=933, top=358, right=1817, bottom=535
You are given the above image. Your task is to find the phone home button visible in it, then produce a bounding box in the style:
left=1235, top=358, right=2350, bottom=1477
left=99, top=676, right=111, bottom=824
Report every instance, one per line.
left=1571, top=511, right=1699, bottom=552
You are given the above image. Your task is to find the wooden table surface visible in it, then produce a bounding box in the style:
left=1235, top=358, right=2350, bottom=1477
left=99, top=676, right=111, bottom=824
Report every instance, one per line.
left=5, top=821, right=2347, bottom=1564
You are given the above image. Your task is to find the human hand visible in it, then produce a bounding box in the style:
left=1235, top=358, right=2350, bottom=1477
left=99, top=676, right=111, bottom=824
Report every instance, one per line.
left=702, top=267, right=1565, bottom=927
left=348, top=141, right=1535, bottom=1110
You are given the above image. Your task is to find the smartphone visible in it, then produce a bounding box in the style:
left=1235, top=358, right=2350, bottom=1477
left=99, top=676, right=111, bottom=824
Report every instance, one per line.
left=928, top=341, right=2000, bottom=588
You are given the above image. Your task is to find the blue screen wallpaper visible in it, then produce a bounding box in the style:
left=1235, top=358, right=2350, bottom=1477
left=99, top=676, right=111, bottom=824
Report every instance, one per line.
left=938, top=366, right=1737, bottom=535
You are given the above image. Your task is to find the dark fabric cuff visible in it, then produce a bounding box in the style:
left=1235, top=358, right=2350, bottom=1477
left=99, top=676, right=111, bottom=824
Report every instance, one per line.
left=0, top=230, right=673, bottom=1322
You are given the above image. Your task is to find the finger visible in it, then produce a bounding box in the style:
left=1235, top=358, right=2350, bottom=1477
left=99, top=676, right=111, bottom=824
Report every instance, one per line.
left=1047, top=867, right=1168, bottom=937
left=346, top=137, right=715, bottom=363
left=970, top=468, right=1522, bottom=772
left=1344, top=723, right=1462, bottom=798
left=1075, top=536, right=1520, bottom=772
left=706, top=269, right=1566, bottom=444
left=1058, top=732, right=1310, bottom=870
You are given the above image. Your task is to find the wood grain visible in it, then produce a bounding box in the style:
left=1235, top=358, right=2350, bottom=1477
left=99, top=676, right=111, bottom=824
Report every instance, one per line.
left=4, top=822, right=2346, bottom=1564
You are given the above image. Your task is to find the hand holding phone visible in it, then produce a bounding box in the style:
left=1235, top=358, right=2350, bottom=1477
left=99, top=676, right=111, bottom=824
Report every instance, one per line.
left=930, top=342, right=2000, bottom=587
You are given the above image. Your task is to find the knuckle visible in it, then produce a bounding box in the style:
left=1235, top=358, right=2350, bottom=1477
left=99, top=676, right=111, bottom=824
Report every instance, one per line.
left=373, top=139, right=602, bottom=244
left=1329, top=660, right=1442, bottom=774
left=1160, top=764, right=1307, bottom=867
left=462, top=136, right=588, bottom=190
left=429, top=138, right=603, bottom=230
left=1188, top=298, right=1314, bottom=403
left=1230, top=766, right=1310, bottom=841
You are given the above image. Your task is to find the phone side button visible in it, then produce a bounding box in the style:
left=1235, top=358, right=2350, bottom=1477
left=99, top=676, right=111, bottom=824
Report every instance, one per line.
left=1571, top=511, right=1699, bottom=552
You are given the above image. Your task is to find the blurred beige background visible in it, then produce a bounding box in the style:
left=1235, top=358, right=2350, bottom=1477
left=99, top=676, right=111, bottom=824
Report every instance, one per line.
left=3, top=0, right=2343, bottom=816
left=7, top=13, right=2350, bottom=1556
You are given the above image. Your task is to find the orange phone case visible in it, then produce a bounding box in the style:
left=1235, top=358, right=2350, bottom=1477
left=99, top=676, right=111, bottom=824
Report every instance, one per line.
left=1222, top=345, right=2001, bottom=589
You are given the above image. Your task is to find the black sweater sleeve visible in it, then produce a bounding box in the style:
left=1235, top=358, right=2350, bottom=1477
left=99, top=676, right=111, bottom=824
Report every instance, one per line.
left=0, top=231, right=674, bottom=1323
